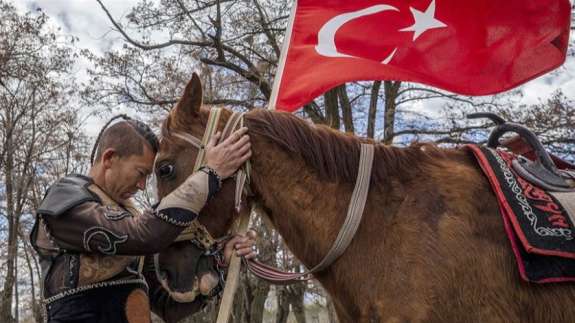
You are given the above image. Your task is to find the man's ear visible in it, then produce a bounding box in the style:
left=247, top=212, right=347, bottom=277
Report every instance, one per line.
left=101, top=148, right=117, bottom=169
left=172, top=73, right=203, bottom=122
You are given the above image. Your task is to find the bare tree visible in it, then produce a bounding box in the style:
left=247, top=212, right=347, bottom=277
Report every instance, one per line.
left=0, top=2, right=87, bottom=322
left=85, top=1, right=574, bottom=322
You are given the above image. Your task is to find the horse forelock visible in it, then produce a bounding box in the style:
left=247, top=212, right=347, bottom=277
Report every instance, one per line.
left=245, top=109, right=441, bottom=183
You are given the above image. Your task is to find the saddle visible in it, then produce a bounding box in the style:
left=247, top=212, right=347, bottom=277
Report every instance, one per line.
left=467, top=113, right=575, bottom=283
left=502, top=136, right=574, bottom=192
left=469, top=113, right=574, bottom=192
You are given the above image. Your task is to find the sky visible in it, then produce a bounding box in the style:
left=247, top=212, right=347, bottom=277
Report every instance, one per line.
left=13, top=0, right=145, bottom=136
left=15, top=0, right=138, bottom=55
left=11, top=0, right=575, bottom=136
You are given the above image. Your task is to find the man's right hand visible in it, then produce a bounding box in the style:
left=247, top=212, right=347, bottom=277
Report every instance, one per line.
left=204, top=127, right=252, bottom=179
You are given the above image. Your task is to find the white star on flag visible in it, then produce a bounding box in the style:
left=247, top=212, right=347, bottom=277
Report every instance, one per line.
left=400, top=0, right=447, bottom=41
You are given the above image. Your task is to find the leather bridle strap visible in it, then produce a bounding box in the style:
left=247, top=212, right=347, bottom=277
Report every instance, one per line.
left=245, top=143, right=375, bottom=283
left=170, top=109, right=374, bottom=284
left=219, top=111, right=251, bottom=211
left=171, top=109, right=249, bottom=242
left=173, top=108, right=223, bottom=172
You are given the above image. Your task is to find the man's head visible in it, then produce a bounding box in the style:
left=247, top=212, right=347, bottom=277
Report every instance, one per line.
left=90, top=116, right=159, bottom=204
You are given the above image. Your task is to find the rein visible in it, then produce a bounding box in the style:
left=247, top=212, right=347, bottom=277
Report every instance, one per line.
left=168, top=108, right=375, bottom=284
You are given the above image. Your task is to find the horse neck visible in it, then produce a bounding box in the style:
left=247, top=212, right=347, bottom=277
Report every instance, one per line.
left=248, top=134, right=335, bottom=267
left=248, top=129, right=399, bottom=270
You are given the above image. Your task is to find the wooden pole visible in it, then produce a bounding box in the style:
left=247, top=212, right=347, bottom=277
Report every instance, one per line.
left=216, top=1, right=298, bottom=320
left=268, top=1, right=298, bottom=111
left=215, top=205, right=252, bottom=323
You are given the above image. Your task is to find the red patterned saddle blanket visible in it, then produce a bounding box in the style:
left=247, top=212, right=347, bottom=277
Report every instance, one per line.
left=467, top=144, right=575, bottom=283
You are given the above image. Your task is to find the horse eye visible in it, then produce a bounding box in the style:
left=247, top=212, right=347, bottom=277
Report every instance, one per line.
left=157, top=164, right=175, bottom=179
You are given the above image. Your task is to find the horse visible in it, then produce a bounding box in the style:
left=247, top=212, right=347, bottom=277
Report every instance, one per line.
left=153, top=73, right=575, bottom=323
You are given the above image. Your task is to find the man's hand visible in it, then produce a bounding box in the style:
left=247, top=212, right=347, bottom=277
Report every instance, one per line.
left=223, top=229, right=257, bottom=267
left=204, top=127, right=251, bottom=179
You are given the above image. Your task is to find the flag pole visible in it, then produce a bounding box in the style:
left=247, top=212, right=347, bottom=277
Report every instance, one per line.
left=215, top=206, right=251, bottom=323
left=268, top=0, right=298, bottom=111
left=217, top=3, right=298, bottom=323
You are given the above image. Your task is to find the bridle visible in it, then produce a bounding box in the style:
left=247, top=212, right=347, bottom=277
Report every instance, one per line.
left=169, top=108, right=251, bottom=244
left=152, top=108, right=250, bottom=299
left=172, top=108, right=250, bottom=210
left=164, top=107, right=375, bottom=284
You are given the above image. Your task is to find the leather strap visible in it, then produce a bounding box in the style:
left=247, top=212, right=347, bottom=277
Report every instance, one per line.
left=170, top=110, right=250, bottom=242
left=245, top=143, right=375, bottom=283
left=215, top=207, right=251, bottom=323
left=170, top=111, right=375, bottom=284
left=195, top=108, right=222, bottom=172
left=172, top=132, right=202, bottom=149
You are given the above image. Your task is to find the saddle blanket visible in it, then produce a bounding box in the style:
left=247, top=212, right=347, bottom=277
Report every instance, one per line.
left=467, top=145, right=575, bottom=283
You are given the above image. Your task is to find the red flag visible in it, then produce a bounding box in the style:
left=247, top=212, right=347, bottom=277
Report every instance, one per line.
left=272, top=0, right=571, bottom=111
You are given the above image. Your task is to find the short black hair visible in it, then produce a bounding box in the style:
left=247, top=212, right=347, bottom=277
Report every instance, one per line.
left=91, top=115, right=159, bottom=165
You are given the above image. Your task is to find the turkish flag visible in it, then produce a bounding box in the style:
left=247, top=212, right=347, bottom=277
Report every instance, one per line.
left=273, top=0, right=571, bottom=111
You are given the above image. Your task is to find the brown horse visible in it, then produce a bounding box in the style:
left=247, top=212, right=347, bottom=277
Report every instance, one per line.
left=154, top=74, right=575, bottom=323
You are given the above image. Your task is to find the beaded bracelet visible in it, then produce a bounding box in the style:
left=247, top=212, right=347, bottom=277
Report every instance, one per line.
left=200, top=165, right=223, bottom=189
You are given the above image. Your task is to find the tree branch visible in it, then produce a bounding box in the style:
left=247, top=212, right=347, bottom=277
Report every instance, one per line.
left=253, top=0, right=281, bottom=58
left=396, top=86, right=498, bottom=108
left=302, top=101, right=325, bottom=124
left=393, top=125, right=491, bottom=137
left=367, top=81, right=381, bottom=138
left=200, top=57, right=271, bottom=98
left=96, top=0, right=212, bottom=50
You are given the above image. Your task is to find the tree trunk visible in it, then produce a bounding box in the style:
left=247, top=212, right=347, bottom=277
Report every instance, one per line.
left=367, top=81, right=382, bottom=138
left=249, top=279, right=270, bottom=323
left=241, top=273, right=252, bottom=323
left=1, top=122, right=16, bottom=323
left=326, top=298, right=338, bottom=323
left=302, top=103, right=326, bottom=125
left=323, top=88, right=340, bottom=130
left=14, top=253, right=19, bottom=323
left=275, top=287, right=289, bottom=323
left=288, top=285, right=306, bottom=323
left=21, top=234, right=41, bottom=322
left=230, top=271, right=249, bottom=323
left=337, top=84, right=354, bottom=134
left=383, top=81, right=401, bottom=145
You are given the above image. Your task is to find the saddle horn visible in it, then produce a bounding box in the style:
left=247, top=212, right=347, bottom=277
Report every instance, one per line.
left=466, top=112, right=563, bottom=180
left=467, top=112, right=506, bottom=125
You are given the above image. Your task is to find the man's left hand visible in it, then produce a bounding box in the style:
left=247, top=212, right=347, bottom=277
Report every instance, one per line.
left=223, top=229, right=257, bottom=266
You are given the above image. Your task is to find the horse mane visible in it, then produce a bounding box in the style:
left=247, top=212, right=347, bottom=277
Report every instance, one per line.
left=245, top=109, right=441, bottom=183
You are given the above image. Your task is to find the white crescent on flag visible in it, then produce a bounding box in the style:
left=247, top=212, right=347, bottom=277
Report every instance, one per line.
left=315, top=4, right=400, bottom=64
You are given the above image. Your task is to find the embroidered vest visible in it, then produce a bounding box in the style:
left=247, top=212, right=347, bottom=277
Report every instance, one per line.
left=76, top=184, right=144, bottom=286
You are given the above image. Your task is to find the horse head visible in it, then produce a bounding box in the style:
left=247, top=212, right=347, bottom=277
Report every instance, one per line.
left=154, top=73, right=238, bottom=301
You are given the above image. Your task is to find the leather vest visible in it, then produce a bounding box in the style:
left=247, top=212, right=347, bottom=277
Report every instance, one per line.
left=31, top=178, right=146, bottom=304
left=76, top=184, right=144, bottom=286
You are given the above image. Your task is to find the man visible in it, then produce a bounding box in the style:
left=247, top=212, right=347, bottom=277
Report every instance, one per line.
left=30, top=116, right=256, bottom=323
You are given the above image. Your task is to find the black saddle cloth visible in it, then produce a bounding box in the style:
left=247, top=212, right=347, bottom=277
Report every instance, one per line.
left=467, top=144, right=575, bottom=283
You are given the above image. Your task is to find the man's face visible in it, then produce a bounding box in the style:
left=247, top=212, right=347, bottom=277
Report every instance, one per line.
left=104, top=144, right=155, bottom=204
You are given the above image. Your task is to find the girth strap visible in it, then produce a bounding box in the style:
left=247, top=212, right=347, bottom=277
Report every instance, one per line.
left=245, top=143, right=375, bottom=283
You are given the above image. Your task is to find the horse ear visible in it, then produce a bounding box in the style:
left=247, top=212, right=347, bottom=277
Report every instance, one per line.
left=174, top=73, right=203, bottom=119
